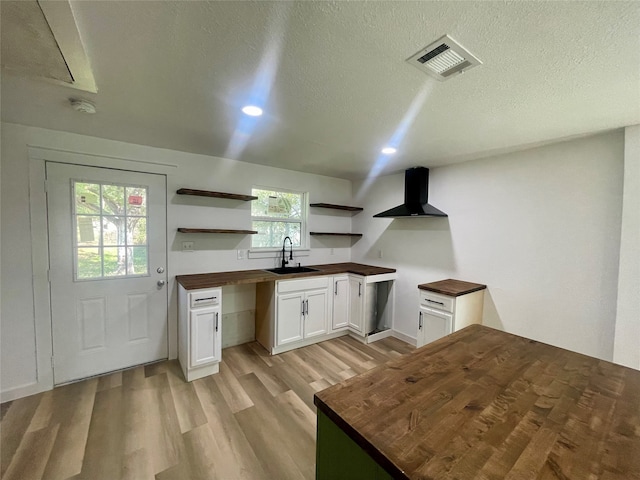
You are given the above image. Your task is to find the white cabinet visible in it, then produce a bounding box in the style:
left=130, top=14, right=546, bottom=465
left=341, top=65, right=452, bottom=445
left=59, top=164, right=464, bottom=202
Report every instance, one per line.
left=348, top=275, right=364, bottom=334
left=331, top=275, right=349, bottom=331
left=178, top=286, right=222, bottom=381
left=418, top=305, right=453, bottom=346
left=257, top=276, right=330, bottom=354
left=276, top=292, right=305, bottom=345
left=417, top=281, right=485, bottom=348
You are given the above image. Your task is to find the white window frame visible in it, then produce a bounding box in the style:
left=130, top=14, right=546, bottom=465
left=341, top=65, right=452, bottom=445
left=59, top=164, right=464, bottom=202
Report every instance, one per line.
left=249, top=186, right=309, bottom=258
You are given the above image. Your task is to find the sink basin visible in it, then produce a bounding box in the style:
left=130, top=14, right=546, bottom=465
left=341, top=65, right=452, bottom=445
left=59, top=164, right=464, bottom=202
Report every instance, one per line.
left=265, top=266, right=319, bottom=275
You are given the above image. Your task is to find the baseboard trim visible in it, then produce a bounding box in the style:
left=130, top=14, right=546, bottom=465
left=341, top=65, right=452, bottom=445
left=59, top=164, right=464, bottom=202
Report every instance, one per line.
left=1, top=380, right=51, bottom=403
left=392, top=330, right=418, bottom=347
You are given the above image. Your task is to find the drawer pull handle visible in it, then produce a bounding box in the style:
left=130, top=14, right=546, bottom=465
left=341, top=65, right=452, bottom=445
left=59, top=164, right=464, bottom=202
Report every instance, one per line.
left=426, top=299, right=445, bottom=306
left=215, top=312, right=219, bottom=332
left=418, top=311, right=423, bottom=330
left=335, top=282, right=338, bottom=295
left=305, top=299, right=309, bottom=315
left=358, top=283, right=362, bottom=297
left=195, top=297, right=216, bottom=302
left=302, top=301, right=305, bottom=316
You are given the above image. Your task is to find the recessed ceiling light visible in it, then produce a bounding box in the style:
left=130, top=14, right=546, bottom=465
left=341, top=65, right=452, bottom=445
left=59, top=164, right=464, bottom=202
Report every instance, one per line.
left=242, top=105, right=263, bottom=116
left=381, top=147, right=397, bottom=155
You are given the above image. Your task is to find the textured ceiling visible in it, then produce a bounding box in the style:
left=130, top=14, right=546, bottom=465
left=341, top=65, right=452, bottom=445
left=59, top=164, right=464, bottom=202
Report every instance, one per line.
left=1, top=1, right=639, bottom=180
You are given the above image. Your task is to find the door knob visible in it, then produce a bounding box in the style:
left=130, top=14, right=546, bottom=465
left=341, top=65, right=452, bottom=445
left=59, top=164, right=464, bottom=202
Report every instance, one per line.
left=157, top=280, right=166, bottom=287
left=157, top=267, right=165, bottom=274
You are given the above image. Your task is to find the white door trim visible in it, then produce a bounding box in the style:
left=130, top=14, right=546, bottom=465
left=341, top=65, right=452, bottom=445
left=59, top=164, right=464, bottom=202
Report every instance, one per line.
left=9, top=146, right=175, bottom=402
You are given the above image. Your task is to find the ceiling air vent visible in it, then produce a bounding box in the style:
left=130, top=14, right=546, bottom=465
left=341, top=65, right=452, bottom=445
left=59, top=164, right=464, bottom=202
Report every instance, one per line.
left=407, top=34, right=482, bottom=81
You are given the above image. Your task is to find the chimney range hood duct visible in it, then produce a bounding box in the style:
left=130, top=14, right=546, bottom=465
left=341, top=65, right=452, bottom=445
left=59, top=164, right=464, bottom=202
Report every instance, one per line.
left=373, top=167, right=447, bottom=218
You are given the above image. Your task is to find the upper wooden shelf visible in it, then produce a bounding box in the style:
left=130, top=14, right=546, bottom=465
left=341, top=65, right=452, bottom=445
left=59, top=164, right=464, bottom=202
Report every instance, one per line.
left=177, top=188, right=258, bottom=201
left=178, top=228, right=258, bottom=234
left=310, top=203, right=363, bottom=212
left=310, top=232, right=363, bottom=237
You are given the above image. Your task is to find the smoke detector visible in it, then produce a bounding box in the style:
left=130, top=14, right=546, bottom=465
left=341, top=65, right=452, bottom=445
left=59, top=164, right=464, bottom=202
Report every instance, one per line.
left=407, top=34, right=482, bottom=81
left=70, top=98, right=96, bottom=114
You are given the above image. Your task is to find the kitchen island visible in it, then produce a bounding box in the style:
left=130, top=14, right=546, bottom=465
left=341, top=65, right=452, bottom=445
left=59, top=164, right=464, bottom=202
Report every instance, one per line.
left=314, top=324, right=640, bottom=479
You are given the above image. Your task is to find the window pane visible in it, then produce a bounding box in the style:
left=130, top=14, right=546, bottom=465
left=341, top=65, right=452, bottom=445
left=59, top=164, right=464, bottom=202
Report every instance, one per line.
left=129, top=246, right=148, bottom=275
left=102, top=185, right=125, bottom=215
left=75, top=183, right=101, bottom=214
left=126, top=186, right=147, bottom=216
left=77, top=248, right=102, bottom=279
left=103, top=247, right=127, bottom=277
left=102, top=216, right=125, bottom=245
left=251, top=189, right=301, bottom=219
left=127, top=218, right=147, bottom=245
left=76, top=215, right=101, bottom=246
left=252, top=221, right=301, bottom=248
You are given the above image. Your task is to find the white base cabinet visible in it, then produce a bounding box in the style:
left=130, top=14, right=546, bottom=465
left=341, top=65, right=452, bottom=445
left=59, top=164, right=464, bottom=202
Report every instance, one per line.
left=257, top=276, right=331, bottom=355
left=417, top=284, right=485, bottom=348
left=178, top=286, right=222, bottom=381
left=257, top=272, right=397, bottom=354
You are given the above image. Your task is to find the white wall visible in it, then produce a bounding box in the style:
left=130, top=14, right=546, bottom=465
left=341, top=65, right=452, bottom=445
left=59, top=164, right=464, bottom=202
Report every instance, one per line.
left=0, top=122, right=353, bottom=399
left=613, top=125, right=640, bottom=369
left=353, top=131, right=625, bottom=361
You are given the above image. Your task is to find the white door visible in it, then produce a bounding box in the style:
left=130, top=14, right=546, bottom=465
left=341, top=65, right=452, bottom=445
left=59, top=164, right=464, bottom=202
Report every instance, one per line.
left=332, top=276, right=349, bottom=331
left=348, top=276, right=364, bottom=333
left=189, top=306, right=221, bottom=367
left=47, top=162, right=168, bottom=384
left=304, top=289, right=329, bottom=338
left=276, top=292, right=304, bottom=345
left=422, top=307, right=453, bottom=345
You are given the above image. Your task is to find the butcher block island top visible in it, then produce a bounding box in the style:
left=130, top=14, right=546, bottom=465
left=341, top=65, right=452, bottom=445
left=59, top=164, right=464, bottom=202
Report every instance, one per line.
left=418, top=278, right=486, bottom=297
left=314, top=324, right=640, bottom=480
left=176, top=262, right=395, bottom=289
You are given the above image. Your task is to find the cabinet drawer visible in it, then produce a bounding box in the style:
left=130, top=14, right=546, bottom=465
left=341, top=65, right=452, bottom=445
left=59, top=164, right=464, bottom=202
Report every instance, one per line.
left=277, top=276, right=329, bottom=293
left=189, top=289, right=221, bottom=308
left=419, top=290, right=454, bottom=313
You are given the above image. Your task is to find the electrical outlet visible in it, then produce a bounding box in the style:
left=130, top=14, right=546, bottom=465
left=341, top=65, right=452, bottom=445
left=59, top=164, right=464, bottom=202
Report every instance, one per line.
left=237, top=249, right=245, bottom=260
left=182, top=241, right=194, bottom=252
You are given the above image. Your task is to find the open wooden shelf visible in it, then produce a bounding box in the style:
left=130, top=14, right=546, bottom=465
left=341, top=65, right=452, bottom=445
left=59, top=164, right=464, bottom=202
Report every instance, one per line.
left=178, top=228, right=258, bottom=234
left=177, top=188, right=258, bottom=201
left=310, top=203, right=363, bottom=212
left=310, top=232, right=363, bottom=237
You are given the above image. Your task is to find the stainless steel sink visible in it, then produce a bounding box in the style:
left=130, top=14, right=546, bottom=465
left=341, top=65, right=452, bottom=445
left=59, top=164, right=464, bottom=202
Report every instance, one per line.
left=265, top=266, right=319, bottom=275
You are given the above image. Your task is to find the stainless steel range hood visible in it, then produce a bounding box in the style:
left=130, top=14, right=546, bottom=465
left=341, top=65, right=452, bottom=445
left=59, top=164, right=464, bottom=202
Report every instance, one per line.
left=373, top=167, right=447, bottom=218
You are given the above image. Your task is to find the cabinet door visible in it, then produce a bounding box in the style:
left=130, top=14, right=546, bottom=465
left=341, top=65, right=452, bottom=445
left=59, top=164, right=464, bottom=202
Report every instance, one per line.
left=348, top=276, right=364, bottom=333
left=421, top=306, right=453, bottom=346
left=189, top=307, right=221, bottom=367
left=332, top=276, right=349, bottom=331
left=276, top=292, right=304, bottom=346
left=305, top=289, right=329, bottom=338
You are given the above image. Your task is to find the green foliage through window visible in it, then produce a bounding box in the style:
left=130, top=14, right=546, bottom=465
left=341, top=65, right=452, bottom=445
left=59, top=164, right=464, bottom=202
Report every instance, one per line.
left=74, top=181, right=149, bottom=280
left=251, top=188, right=305, bottom=248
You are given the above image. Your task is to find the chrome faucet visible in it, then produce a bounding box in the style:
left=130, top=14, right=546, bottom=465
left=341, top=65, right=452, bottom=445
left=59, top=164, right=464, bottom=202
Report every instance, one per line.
left=281, top=236, right=293, bottom=269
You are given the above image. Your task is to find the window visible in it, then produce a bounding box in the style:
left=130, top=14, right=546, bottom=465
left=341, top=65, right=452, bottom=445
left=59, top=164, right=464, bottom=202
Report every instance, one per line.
left=251, top=187, right=306, bottom=249
left=73, top=180, right=149, bottom=280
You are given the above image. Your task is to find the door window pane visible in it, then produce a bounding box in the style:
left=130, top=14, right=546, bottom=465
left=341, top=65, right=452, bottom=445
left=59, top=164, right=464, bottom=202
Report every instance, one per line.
left=127, top=218, right=147, bottom=245
left=73, top=180, right=149, bottom=280
left=77, top=248, right=102, bottom=279
left=126, top=186, right=147, bottom=216
left=75, top=183, right=101, bottom=214
left=129, top=246, right=148, bottom=275
left=76, top=216, right=101, bottom=246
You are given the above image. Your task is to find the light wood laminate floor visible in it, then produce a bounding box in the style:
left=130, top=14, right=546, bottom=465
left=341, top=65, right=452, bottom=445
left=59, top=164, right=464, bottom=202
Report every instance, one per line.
left=1, top=335, right=413, bottom=480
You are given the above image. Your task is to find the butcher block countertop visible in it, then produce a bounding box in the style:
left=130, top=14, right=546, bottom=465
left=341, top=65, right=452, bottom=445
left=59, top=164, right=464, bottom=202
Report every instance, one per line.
left=418, top=278, right=486, bottom=296
left=314, top=324, right=640, bottom=480
left=176, top=262, right=396, bottom=290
